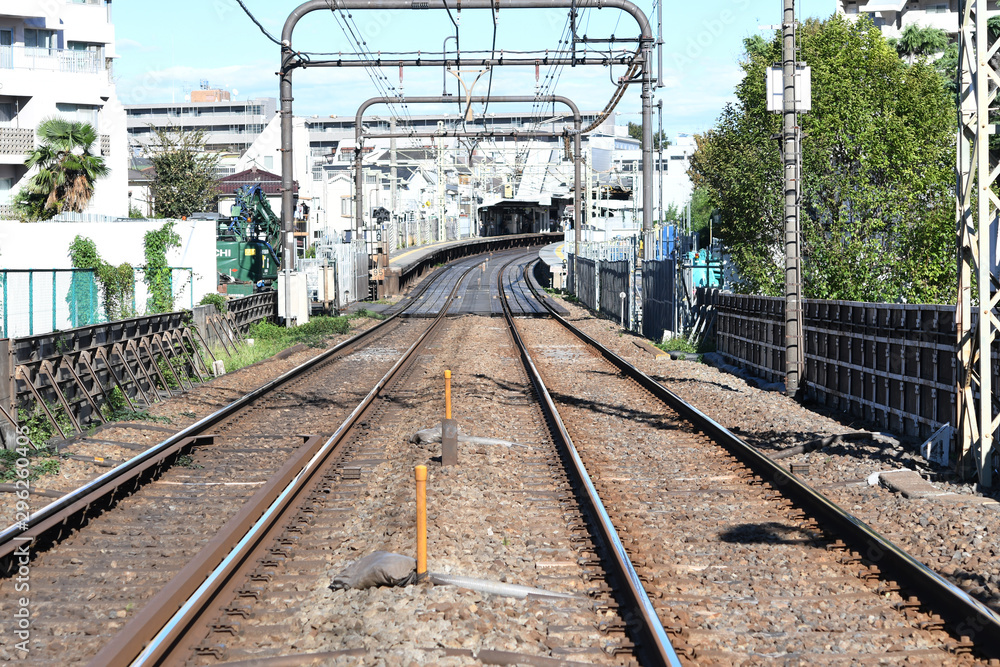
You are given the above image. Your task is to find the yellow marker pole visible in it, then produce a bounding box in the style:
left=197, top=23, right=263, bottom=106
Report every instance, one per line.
left=415, top=465, right=427, bottom=579
left=444, top=370, right=452, bottom=420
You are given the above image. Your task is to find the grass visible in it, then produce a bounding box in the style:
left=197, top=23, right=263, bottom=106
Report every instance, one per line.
left=101, top=387, right=172, bottom=424
left=656, top=334, right=717, bottom=356
left=18, top=405, right=72, bottom=449
left=0, top=447, right=61, bottom=483
left=219, top=315, right=357, bottom=373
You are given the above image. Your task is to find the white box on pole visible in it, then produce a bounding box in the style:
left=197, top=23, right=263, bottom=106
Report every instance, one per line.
left=766, top=65, right=812, bottom=113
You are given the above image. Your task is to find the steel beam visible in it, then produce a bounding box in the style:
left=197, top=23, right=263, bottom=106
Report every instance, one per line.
left=280, top=0, right=653, bottom=311
left=957, top=0, right=999, bottom=486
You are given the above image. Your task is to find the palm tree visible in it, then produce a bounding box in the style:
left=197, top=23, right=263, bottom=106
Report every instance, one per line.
left=22, top=117, right=109, bottom=217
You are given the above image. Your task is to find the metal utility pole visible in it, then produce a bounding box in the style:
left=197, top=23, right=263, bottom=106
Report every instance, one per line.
left=437, top=121, right=446, bottom=241
left=656, top=0, right=663, bottom=88
left=390, top=117, right=398, bottom=246
left=782, top=0, right=803, bottom=398
left=957, top=0, right=999, bottom=487
left=657, top=99, right=663, bottom=231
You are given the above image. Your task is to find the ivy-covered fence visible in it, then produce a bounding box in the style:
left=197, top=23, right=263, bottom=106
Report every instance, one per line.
left=0, top=268, right=195, bottom=339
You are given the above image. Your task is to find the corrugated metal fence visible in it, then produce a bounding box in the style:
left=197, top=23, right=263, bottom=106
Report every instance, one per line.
left=599, top=260, right=630, bottom=328
left=703, top=289, right=956, bottom=439
left=642, top=259, right=676, bottom=342
left=572, top=258, right=597, bottom=312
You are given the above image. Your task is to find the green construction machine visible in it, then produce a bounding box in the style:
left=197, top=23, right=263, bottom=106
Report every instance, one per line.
left=217, top=184, right=281, bottom=295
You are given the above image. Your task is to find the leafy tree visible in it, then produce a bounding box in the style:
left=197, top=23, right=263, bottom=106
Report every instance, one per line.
left=689, top=15, right=956, bottom=304
left=148, top=127, right=220, bottom=219
left=661, top=202, right=680, bottom=224
left=891, top=24, right=949, bottom=64
left=18, top=118, right=108, bottom=220
left=627, top=122, right=670, bottom=150
left=689, top=187, right=715, bottom=247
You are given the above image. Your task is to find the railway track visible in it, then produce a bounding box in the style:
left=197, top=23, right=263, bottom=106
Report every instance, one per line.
left=509, top=260, right=1000, bottom=664
left=4, top=248, right=1000, bottom=665
left=0, top=251, right=516, bottom=664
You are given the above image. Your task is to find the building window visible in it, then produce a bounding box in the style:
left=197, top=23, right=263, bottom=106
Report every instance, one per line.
left=56, top=103, right=100, bottom=131
left=926, top=3, right=948, bottom=12
left=24, top=29, right=56, bottom=54
left=341, top=196, right=352, bottom=217
left=0, top=178, right=13, bottom=206
left=1, top=30, right=11, bottom=70
left=365, top=173, right=378, bottom=185
left=264, top=155, right=273, bottom=170
left=0, top=103, right=13, bottom=124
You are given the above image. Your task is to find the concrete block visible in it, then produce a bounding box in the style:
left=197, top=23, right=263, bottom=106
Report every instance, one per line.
left=211, top=359, right=226, bottom=377
left=442, top=418, right=458, bottom=466
left=920, top=423, right=952, bottom=467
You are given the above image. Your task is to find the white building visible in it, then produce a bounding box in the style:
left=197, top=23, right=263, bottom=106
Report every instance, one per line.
left=125, top=94, right=277, bottom=177
left=0, top=0, right=128, bottom=219
left=837, top=0, right=999, bottom=39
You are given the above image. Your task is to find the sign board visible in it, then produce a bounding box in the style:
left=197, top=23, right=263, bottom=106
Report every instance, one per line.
left=766, top=65, right=811, bottom=113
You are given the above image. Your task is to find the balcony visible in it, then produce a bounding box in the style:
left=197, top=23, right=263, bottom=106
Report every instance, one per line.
left=0, top=128, right=35, bottom=163
left=0, top=45, right=104, bottom=76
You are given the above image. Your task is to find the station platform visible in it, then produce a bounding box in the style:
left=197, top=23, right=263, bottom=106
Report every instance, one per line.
left=537, top=241, right=569, bottom=290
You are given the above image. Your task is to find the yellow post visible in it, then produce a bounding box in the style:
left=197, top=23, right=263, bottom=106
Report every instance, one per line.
left=444, top=370, right=452, bottom=420
left=415, top=465, right=427, bottom=578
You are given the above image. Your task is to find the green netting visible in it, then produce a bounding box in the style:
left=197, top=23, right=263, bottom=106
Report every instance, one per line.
left=0, top=269, right=103, bottom=338
left=0, top=267, right=195, bottom=339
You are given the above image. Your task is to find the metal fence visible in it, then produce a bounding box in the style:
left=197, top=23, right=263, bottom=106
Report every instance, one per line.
left=642, top=259, right=676, bottom=342
left=703, top=289, right=956, bottom=439
left=599, top=260, right=631, bottom=328
left=1, top=268, right=196, bottom=339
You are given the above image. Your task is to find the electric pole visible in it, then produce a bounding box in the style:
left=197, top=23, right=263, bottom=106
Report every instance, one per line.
left=782, top=0, right=804, bottom=398
left=390, top=117, right=399, bottom=248
left=657, top=99, right=663, bottom=233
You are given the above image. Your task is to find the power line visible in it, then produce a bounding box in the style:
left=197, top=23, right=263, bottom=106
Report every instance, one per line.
left=234, top=0, right=282, bottom=46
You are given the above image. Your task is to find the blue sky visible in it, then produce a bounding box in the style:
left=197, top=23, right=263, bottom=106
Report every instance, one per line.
left=114, top=0, right=834, bottom=140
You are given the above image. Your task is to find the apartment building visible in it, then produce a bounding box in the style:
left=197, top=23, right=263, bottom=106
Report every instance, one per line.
left=125, top=95, right=277, bottom=176
left=837, top=0, right=999, bottom=39
left=0, top=0, right=128, bottom=218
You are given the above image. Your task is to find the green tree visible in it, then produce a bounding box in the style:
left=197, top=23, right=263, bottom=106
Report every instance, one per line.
left=689, top=15, right=956, bottom=303
left=17, top=118, right=108, bottom=220
left=689, top=187, right=715, bottom=247
left=626, top=122, right=670, bottom=150
left=891, top=24, right=949, bottom=64
left=148, top=127, right=220, bottom=219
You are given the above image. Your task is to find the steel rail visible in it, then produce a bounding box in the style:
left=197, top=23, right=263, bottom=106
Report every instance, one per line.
left=521, top=260, right=1000, bottom=659
left=0, top=260, right=458, bottom=572
left=88, top=256, right=488, bottom=666
left=497, top=258, right=683, bottom=667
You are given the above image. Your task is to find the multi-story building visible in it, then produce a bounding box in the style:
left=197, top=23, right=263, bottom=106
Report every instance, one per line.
left=125, top=95, right=277, bottom=176
left=837, top=0, right=999, bottom=39
left=0, top=0, right=128, bottom=218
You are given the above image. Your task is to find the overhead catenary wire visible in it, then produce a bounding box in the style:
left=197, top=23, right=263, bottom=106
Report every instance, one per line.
left=234, top=0, right=282, bottom=45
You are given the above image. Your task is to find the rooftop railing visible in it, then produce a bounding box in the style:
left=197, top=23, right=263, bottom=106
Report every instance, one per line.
left=0, top=45, right=103, bottom=75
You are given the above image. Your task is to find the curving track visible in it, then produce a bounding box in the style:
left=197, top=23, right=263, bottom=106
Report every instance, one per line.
left=3, top=248, right=1000, bottom=666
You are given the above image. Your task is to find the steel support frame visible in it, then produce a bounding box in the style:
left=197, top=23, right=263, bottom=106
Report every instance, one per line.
left=957, top=0, right=1000, bottom=486
left=353, top=95, right=582, bottom=261
left=280, top=0, right=654, bottom=317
